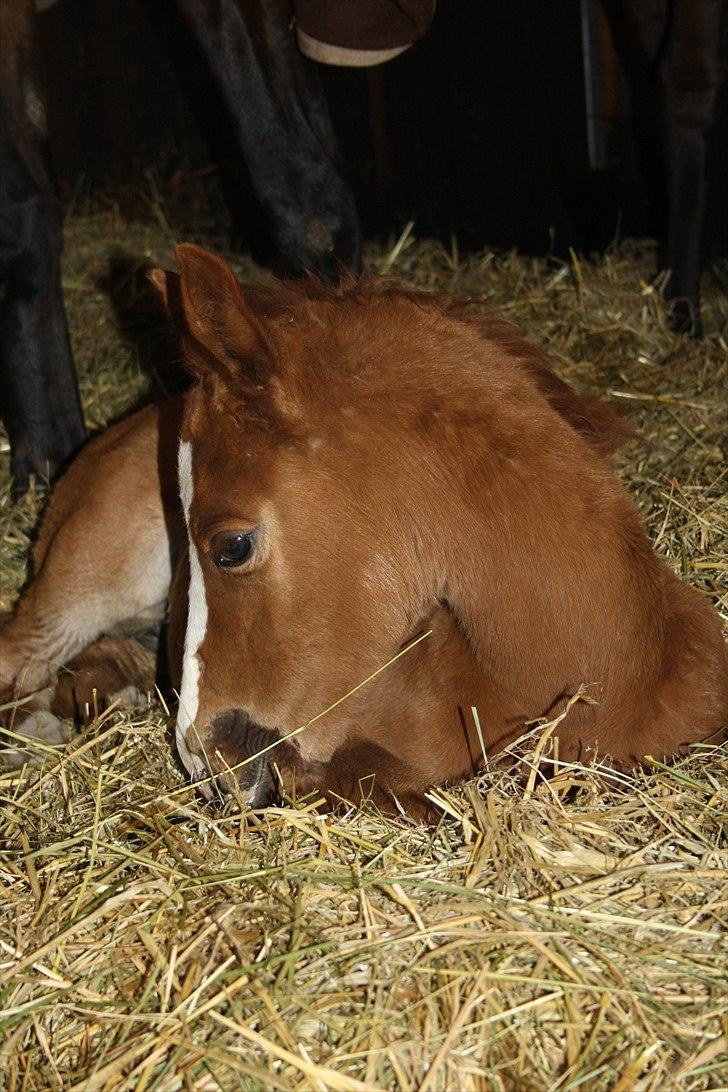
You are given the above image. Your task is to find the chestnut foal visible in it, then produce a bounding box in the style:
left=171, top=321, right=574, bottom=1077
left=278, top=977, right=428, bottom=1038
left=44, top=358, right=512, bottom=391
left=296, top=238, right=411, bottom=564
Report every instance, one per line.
left=1, top=246, right=726, bottom=818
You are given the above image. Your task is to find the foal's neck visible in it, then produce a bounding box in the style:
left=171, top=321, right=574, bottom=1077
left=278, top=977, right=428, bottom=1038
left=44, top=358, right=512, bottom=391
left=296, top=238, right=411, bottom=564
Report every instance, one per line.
left=423, top=392, right=665, bottom=721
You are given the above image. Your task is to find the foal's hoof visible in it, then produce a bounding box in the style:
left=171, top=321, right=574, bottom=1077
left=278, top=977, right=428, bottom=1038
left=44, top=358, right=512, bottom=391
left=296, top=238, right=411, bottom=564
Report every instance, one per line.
left=51, top=667, right=150, bottom=722
left=49, top=638, right=156, bottom=723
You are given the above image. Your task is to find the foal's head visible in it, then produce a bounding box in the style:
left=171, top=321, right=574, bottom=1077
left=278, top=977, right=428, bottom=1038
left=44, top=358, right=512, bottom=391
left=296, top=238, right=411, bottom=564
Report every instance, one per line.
left=152, top=245, right=629, bottom=806
left=155, top=246, right=470, bottom=801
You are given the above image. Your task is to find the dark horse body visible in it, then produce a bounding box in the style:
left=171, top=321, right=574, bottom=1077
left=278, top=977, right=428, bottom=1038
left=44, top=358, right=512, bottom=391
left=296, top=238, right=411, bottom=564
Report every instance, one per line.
left=0, top=0, right=361, bottom=491
left=0, top=1, right=86, bottom=492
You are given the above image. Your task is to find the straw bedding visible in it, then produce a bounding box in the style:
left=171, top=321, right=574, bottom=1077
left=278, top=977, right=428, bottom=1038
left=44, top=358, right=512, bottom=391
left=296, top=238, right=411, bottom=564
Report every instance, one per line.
left=1, top=201, right=726, bottom=1090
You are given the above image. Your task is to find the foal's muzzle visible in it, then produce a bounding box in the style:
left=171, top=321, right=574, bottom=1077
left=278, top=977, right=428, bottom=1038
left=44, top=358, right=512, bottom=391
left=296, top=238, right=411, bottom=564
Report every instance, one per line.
left=205, top=708, right=278, bottom=808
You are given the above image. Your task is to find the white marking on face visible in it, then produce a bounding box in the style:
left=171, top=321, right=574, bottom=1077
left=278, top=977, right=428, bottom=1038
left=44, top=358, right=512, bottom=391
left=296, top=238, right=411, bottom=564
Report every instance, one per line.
left=176, top=440, right=209, bottom=783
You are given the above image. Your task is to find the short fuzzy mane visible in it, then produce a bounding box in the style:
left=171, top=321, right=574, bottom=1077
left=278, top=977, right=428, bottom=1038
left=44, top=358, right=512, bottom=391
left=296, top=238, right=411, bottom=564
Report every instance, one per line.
left=242, top=276, right=632, bottom=457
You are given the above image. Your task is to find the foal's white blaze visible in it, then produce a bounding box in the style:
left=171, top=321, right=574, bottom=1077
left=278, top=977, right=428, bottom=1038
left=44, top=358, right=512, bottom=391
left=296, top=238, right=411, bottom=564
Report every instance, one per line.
left=176, top=440, right=209, bottom=782
left=176, top=440, right=269, bottom=805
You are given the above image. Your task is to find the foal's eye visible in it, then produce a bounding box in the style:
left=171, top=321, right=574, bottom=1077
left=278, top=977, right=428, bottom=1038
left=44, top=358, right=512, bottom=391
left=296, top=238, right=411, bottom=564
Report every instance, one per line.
left=211, top=531, right=256, bottom=569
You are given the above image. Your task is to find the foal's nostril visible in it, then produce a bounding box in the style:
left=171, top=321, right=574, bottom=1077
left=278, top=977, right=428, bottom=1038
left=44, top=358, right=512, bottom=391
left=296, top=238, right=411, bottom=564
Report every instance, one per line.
left=209, top=708, right=279, bottom=805
left=244, top=758, right=275, bottom=808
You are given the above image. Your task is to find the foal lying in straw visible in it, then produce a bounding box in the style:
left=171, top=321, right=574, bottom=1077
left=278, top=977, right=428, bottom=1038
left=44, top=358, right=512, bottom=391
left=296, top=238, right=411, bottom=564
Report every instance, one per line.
left=1, top=245, right=726, bottom=818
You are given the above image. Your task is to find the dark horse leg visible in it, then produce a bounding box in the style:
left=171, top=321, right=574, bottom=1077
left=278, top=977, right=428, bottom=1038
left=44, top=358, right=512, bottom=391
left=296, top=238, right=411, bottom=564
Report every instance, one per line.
left=662, top=0, right=726, bottom=335
left=606, top=0, right=727, bottom=337
left=176, top=0, right=362, bottom=280
left=0, top=0, right=86, bottom=491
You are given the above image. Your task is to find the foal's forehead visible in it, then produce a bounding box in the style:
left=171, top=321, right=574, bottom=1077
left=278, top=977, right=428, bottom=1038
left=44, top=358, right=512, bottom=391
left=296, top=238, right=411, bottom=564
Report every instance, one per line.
left=180, top=286, right=456, bottom=456
left=178, top=399, right=290, bottom=517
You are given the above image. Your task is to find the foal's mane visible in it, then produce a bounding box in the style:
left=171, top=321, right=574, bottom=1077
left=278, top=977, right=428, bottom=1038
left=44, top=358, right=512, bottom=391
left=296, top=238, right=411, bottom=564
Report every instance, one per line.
left=241, top=275, right=632, bottom=458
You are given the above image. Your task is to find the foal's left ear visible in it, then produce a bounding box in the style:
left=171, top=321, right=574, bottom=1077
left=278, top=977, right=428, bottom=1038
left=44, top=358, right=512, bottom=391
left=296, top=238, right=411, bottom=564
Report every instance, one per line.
left=162, top=244, right=275, bottom=385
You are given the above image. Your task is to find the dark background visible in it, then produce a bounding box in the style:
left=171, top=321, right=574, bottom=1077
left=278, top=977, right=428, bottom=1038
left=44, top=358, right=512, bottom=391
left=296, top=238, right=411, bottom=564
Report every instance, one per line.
left=36, top=0, right=728, bottom=261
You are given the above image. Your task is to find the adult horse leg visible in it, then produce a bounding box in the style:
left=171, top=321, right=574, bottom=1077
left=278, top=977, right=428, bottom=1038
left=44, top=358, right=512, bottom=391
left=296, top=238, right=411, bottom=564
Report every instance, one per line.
left=0, top=0, right=86, bottom=491
left=662, top=0, right=726, bottom=336
left=0, top=400, right=182, bottom=755
left=175, top=0, right=362, bottom=280
left=606, top=0, right=727, bottom=336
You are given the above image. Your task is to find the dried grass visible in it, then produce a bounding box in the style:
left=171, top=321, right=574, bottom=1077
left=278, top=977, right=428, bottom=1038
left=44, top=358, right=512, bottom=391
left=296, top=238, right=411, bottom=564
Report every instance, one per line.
left=1, top=200, right=726, bottom=1090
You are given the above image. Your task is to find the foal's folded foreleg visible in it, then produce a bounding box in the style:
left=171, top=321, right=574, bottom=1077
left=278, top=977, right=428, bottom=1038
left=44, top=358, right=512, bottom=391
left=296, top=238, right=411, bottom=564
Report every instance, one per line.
left=50, top=634, right=158, bottom=721
left=1, top=634, right=159, bottom=767
left=0, top=403, right=180, bottom=753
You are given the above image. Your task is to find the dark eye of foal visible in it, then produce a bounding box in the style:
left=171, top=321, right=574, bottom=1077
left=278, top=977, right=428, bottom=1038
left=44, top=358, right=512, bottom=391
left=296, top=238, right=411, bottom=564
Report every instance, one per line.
left=211, top=531, right=256, bottom=569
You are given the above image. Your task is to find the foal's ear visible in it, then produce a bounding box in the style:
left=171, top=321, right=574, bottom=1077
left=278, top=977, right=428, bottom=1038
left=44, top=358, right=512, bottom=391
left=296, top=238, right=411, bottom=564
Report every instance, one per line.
left=171, top=243, right=274, bottom=385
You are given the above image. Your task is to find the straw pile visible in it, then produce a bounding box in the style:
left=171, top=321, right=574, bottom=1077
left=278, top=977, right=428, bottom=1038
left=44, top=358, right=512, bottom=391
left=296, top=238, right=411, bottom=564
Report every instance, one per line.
left=1, top=197, right=726, bottom=1090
